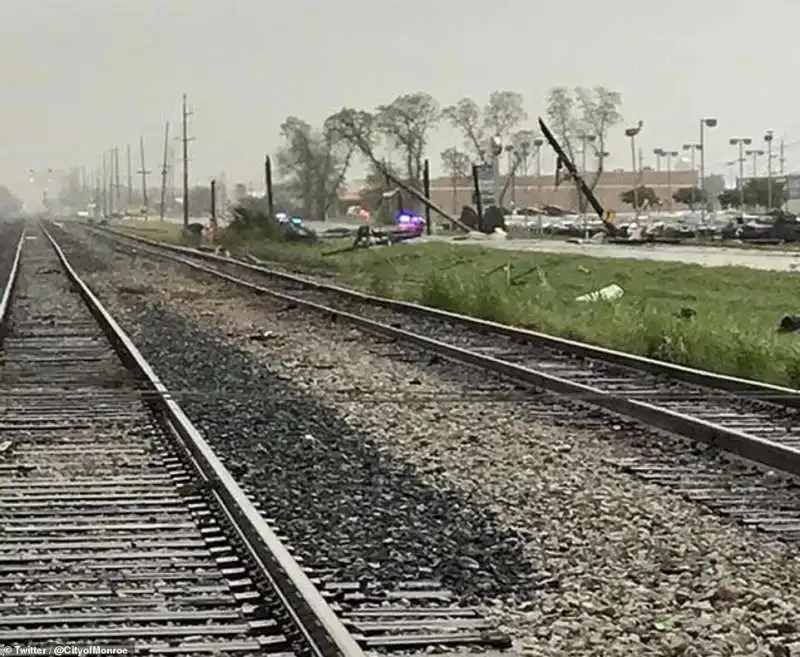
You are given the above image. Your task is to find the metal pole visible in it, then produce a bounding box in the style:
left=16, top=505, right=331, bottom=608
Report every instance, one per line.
left=182, top=94, right=191, bottom=227
left=667, top=153, right=673, bottom=211
left=159, top=121, right=169, bottom=221
left=264, top=155, right=274, bottom=218
left=139, top=135, right=150, bottom=221
left=630, top=136, right=639, bottom=219
left=210, top=179, right=217, bottom=228
left=766, top=132, right=774, bottom=209
left=699, top=125, right=705, bottom=221
left=101, top=154, right=107, bottom=218
left=738, top=142, right=745, bottom=210
left=423, top=159, right=431, bottom=235
left=126, top=145, right=133, bottom=209
left=535, top=142, right=543, bottom=234
left=114, top=147, right=121, bottom=211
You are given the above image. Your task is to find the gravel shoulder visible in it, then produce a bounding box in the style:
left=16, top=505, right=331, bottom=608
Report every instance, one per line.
left=67, top=231, right=800, bottom=657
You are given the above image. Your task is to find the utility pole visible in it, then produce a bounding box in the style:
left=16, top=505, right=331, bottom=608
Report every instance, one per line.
left=168, top=148, right=176, bottom=208
left=126, top=145, right=133, bottom=209
left=210, top=179, right=217, bottom=228
left=138, top=135, right=151, bottom=220
left=105, top=151, right=114, bottom=217
left=264, top=155, right=274, bottom=218
left=159, top=121, right=170, bottom=222
left=113, top=147, right=121, bottom=212
left=94, top=170, right=101, bottom=219
left=180, top=93, right=195, bottom=227
left=101, top=155, right=107, bottom=218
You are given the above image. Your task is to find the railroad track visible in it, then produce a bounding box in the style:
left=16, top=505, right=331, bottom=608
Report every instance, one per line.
left=0, top=224, right=364, bottom=654
left=1, top=223, right=514, bottom=655
left=79, top=225, right=800, bottom=537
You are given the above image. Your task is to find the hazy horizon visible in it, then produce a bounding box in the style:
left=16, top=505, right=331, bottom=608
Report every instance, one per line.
left=2, top=0, right=799, bottom=208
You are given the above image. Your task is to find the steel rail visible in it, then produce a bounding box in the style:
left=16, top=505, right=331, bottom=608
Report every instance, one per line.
left=94, top=225, right=800, bottom=406
left=83, top=226, right=800, bottom=477
left=42, top=225, right=365, bottom=657
left=0, top=223, right=26, bottom=343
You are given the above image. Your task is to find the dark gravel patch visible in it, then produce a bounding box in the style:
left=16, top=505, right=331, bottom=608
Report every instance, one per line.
left=101, top=296, right=538, bottom=603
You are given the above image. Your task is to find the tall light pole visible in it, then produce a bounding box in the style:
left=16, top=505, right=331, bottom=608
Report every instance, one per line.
left=625, top=122, right=644, bottom=219
left=746, top=149, right=765, bottom=210
left=533, top=137, right=544, bottom=233
left=578, top=133, right=596, bottom=237
left=682, top=143, right=701, bottom=210
left=653, top=148, right=664, bottom=173
left=660, top=150, right=679, bottom=211
left=653, top=149, right=665, bottom=211
left=699, top=117, right=718, bottom=223
left=764, top=130, right=774, bottom=209
left=730, top=137, right=752, bottom=211
left=746, top=149, right=764, bottom=178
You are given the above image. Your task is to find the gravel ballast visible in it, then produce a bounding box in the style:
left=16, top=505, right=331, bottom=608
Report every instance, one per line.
left=62, top=228, right=800, bottom=657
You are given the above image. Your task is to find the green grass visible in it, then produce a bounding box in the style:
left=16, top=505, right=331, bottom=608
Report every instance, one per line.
left=114, top=221, right=800, bottom=388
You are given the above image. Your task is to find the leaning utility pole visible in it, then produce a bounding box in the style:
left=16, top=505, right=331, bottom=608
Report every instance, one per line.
left=159, top=121, right=170, bottom=222
left=126, top=145, right=133, bottom=208
left=138, top=135, right=151, bottom=220
left=180, top=93, right=195, bottom=227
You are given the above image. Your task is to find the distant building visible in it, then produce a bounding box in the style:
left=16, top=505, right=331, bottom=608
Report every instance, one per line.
left=428, top=169, right=699, bottom=213
left=341, top=170, right=700, bottom=213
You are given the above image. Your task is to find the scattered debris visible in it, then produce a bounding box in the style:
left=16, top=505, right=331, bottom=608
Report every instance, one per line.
left=577, top=265, right=591, bottom=274
left=248, top=331, right=278, bottom=342
left=673, top=307, right=697, bottom=320
left=575, top=283, right=624, bottom=302
left=778, top=315, right=800, bottom=333
left=117, top=284, right=151, bottom=295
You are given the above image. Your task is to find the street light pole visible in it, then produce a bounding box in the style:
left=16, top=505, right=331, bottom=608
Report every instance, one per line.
left=625, top=122, right=644, bottom=220
left=533, top=138, right=544, bottom=233
left=764, top=130, right=774, bottom=209
left=665, top=150, right=678, bottom=212
left=653, top=149, right=665, bottom=211
left=730, top=137, right=753, bottom=211
left=653, top=148, right=663, bottom=173
left=746, top=149, right=765, bottom=211
left=578, top=133, right=596, bottom=238
left=699, top=117, right=718, bottom=223
left=682, top=143, right=700, bottom=211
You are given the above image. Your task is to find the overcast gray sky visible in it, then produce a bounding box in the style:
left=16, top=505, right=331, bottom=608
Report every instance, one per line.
left=1, top=0, right=797, bottom=205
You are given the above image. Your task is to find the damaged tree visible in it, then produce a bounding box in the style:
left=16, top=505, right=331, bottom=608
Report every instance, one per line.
left=327, top=101, right=471, bottom=231
left=276, top=116, right=354, bottom=221
left=545, top=86, right=623, bottom=214
left=442, top=91, right=528, bottom=163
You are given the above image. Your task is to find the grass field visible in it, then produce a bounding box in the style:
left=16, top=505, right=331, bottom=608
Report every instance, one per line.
left=110, top=220, right=800, bottom=388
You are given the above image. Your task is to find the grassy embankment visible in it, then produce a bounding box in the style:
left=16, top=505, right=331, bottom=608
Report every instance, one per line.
left=113, top=219, right=800, bottom=387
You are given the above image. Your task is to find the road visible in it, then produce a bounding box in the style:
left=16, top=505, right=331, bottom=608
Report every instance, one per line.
left=415, top=235, right=800, bottom=273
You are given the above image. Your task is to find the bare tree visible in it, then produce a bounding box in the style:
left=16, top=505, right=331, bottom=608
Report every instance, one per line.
left=375, top=92, right=440, bottom=191
left=442, top=91, right=528, bottom=162
left=276, top=115, right=354, bottom=221
left=545, top=86, right=623, bottom=211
